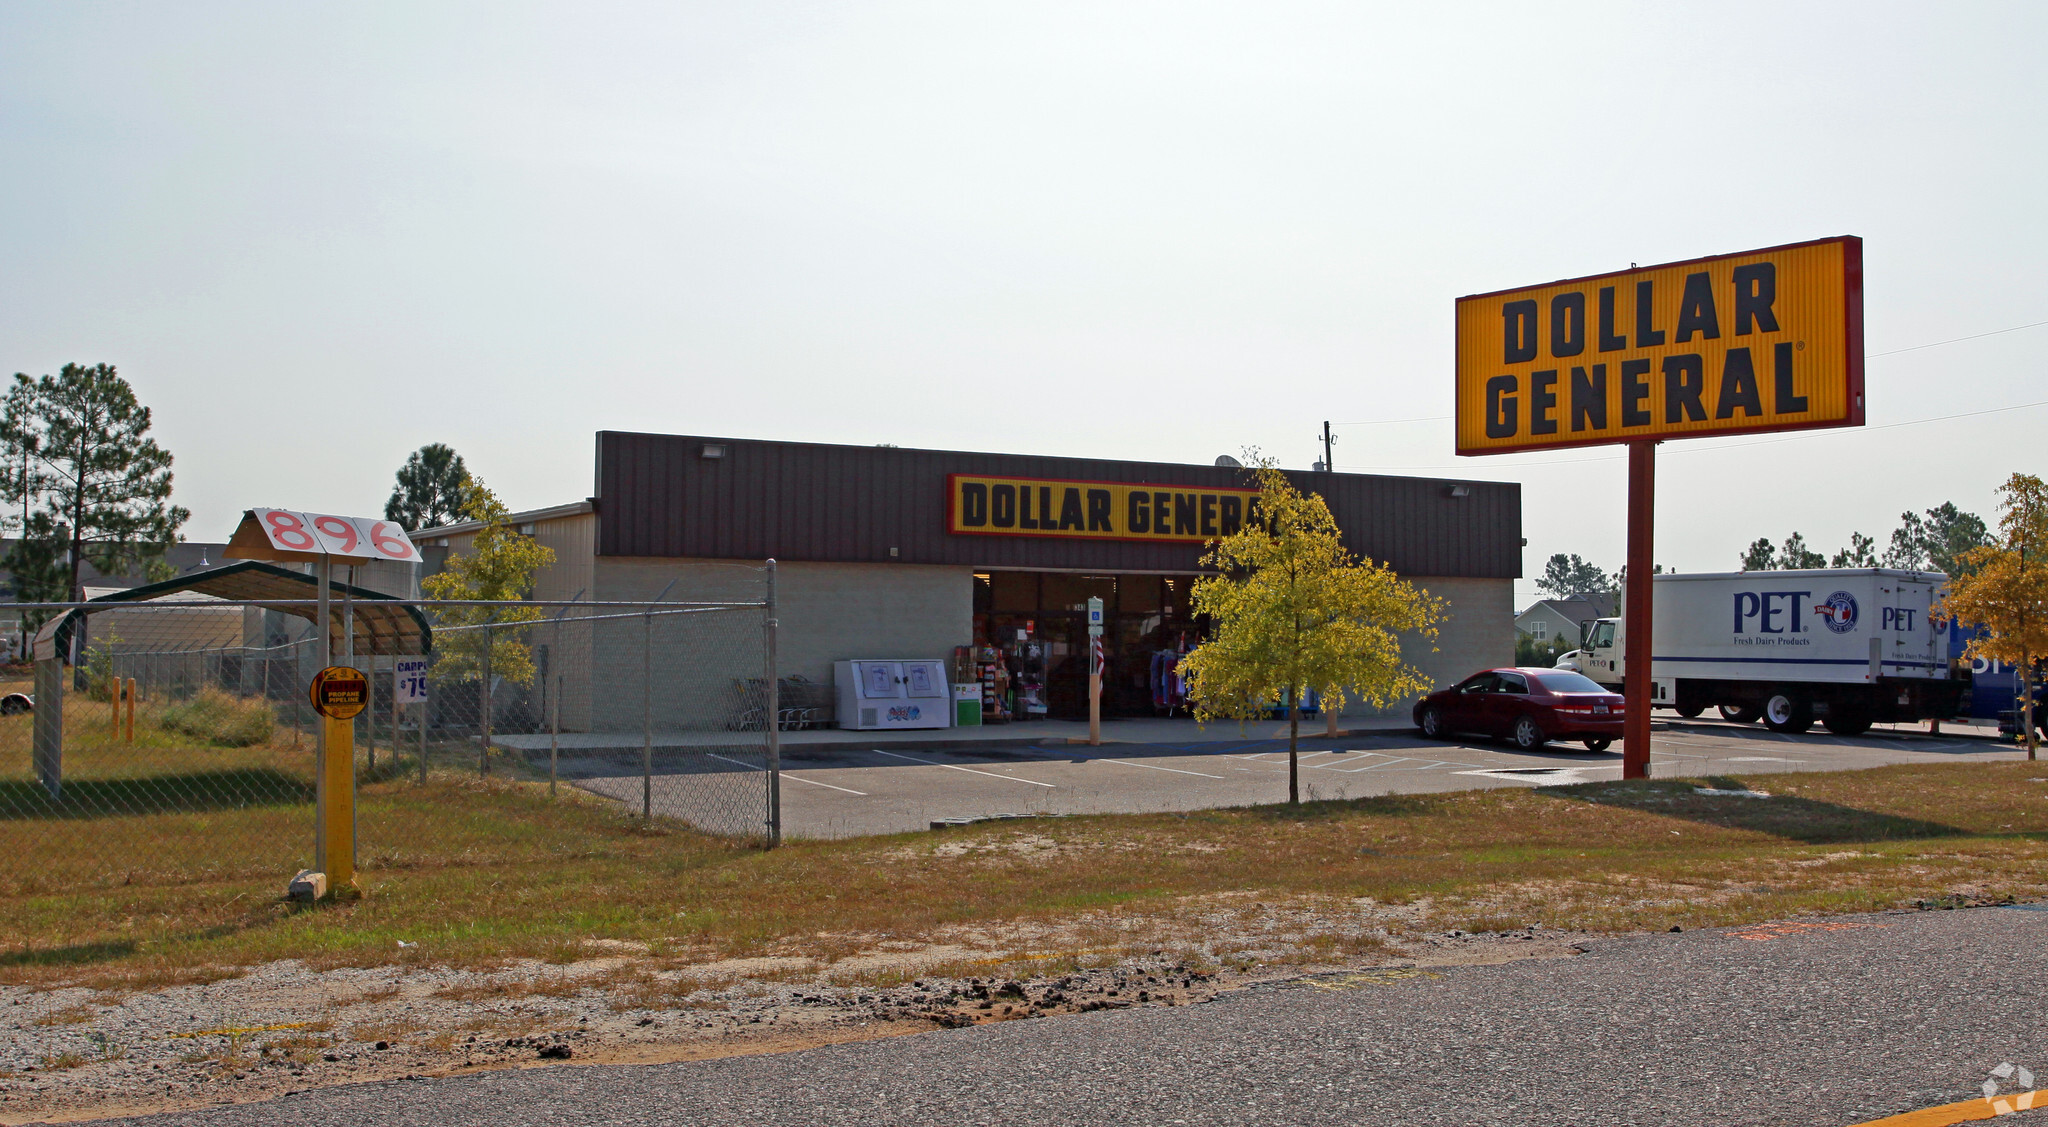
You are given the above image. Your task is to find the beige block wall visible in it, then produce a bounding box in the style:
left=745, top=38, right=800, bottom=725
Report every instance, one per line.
left=565, top=557, right=973, bottom=731
left=1333, top=575, right=1514, bottom=718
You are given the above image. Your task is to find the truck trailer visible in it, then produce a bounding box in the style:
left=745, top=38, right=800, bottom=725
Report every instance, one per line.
left=1578, top=569, right=1964, bottom=735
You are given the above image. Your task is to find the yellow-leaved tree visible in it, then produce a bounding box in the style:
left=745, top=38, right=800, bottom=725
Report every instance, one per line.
left=420, top=476, right=556, bottom=770
left=1180, top=460, right=1445, bottom=804
left=1940, top=472, right=2048, bottom=758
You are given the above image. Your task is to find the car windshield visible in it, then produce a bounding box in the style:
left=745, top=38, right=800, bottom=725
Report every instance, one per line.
left=1532, top=671, right=1607, bottom=693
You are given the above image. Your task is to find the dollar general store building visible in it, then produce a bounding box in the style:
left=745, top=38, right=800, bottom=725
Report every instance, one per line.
left=421, top=431, right=1520, bottom=727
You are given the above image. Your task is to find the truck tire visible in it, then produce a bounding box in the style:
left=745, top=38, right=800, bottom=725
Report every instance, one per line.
left=1719, top=703, right=1762, bottom=724
left=1822, top=707, right=1873, bottom=737
left=1762, top=692, right=1814, bottom=734
left=1675, top=703, right=1705, bottom=719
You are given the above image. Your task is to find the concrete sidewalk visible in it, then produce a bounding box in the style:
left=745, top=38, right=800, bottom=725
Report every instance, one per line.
left=490, top=714, right=1422, bottom=754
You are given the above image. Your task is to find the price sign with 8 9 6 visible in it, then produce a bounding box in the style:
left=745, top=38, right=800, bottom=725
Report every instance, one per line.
left=252, top=509, right=419, bottom=562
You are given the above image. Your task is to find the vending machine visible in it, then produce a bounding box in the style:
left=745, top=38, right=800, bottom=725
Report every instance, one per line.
left=833, top=659, right=954, bottom=730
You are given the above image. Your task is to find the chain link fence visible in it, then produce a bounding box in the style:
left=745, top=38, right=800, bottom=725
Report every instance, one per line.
left=421, top=599, right=775, bottom=839
left=0, top=573, right=781, bottom=887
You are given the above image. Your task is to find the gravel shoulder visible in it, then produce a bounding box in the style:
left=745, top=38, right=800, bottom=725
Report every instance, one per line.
left=0, top=901, right=1584, bottom=1124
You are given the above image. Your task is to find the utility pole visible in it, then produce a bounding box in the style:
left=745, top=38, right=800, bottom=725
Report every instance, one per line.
left=1320, top=421, right=1336, bottom=472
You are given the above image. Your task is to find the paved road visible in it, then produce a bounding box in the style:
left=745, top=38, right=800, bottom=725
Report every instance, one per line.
left=573, top=717, right=2015, bottom=838
left=104, top=905, right=2048, bottom=1126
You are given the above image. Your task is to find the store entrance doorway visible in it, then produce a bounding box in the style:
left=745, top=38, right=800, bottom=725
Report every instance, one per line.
left=971, top=572, right=1205, bottom=721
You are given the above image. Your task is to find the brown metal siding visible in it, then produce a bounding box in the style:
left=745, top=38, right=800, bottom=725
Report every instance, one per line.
left=593, top=432, right=1520, bottom=579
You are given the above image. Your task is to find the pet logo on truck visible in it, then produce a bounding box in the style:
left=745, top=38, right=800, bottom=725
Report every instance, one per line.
left=1813, top=591, right=1859, bottom=634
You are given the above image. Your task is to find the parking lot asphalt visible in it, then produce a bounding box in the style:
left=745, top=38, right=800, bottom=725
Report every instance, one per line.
left=99, top=904, right=2048, bottom=1127
left=556, top=716, right=2022, bottom=840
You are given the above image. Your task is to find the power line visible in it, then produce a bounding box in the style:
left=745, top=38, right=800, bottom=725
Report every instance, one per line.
left=1333, top=397, right=2048, bottom=473
left=1326, top=316, right=2046, bottom=430
left=1868, top=318, right=2048, bottom=357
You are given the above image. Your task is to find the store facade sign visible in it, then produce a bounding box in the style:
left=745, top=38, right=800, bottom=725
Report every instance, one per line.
left=1453, top=236, right=1863, bottom=455
left=948, top=474, right=1259, bottom=543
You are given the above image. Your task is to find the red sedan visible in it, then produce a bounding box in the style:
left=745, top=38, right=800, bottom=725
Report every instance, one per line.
left=1412, top=667, right=1625, bottom=752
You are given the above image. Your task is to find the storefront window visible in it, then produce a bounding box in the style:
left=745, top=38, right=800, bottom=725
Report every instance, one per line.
left=973, top=571, right=1203, bottom=722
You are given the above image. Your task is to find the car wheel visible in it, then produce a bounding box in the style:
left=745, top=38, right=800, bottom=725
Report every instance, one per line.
left=1822, top=708, right=1872, bottom=737
left=1512, top=716, right=1547, bottom=750
left=1762, top=692, right=1814, bottom=734
left=1583, top=737, right=1612, bottom=752
left=1719, top=703, right=1762, bottom=724
left=1418, top=707, right=1445, bottom=739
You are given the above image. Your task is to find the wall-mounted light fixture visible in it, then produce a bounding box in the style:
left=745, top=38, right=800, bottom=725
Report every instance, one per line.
left=1447, top=484, right=1471, bottom=498
left=700, top=443, right=727, bottom=459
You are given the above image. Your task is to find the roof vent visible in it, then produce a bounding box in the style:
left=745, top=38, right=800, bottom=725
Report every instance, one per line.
left=1214, top=455, right=1242, bottom=468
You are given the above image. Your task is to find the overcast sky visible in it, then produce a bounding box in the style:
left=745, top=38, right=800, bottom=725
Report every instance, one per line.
left=2, top=2, right=2042, bottom=605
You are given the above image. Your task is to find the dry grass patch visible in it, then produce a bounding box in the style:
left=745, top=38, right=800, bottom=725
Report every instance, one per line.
left=4, top=762, right=2048, bottom=991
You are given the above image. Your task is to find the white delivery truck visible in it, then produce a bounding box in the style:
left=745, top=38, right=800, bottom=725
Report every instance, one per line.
left=1578, top=569, right=1964, bottom=735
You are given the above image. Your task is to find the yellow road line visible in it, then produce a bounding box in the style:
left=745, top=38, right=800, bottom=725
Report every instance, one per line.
left=1850, top=1089, right=2043, bottom=1126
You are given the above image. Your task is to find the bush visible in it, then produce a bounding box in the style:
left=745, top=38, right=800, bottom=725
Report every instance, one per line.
left=159, top=688, right=277, bottom=747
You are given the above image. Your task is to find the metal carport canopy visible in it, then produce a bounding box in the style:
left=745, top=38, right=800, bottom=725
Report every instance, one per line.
left=38, top=560, right=432, bottom=658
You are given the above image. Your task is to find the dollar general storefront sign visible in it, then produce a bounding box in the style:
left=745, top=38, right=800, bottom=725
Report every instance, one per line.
left=948, top=475, right=1261, bottom=543
left=1454, top=236, right=1863, bottom=455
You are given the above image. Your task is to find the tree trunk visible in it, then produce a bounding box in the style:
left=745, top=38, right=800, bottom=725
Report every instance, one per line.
left=1287, top=695, right=1300, bottom=805
left=2026, top=661, right=2039, bottom=761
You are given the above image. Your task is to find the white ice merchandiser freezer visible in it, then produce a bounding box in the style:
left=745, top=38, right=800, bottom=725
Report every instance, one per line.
left=834, top=660, right=953, bottom=730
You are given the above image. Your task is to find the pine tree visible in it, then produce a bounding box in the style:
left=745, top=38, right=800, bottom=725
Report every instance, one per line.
left=4, top=363, right=187, bottom=601
left=385, top=444, right=470, bottom=531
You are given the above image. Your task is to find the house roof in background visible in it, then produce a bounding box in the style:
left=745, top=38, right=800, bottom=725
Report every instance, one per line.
left=1517, top=594, right=1616, bottom=622
left=0, top=541, right=232, bottom=599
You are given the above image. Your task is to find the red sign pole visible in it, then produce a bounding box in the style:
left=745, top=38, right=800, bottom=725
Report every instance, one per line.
left=1622, top=440, right=1656, bottom=779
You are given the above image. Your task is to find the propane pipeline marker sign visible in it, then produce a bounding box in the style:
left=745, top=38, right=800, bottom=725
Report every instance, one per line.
left=309, top=666, right=369, bottom=720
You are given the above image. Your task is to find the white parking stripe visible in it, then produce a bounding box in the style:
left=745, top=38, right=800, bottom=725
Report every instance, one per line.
left=870, top=749, right=1057, bottom=787
left=1084, top=756, right=1226, bottom=780
left=706, top=753, right=871, bottom=795
left=778, top=774, right=869, bottom=796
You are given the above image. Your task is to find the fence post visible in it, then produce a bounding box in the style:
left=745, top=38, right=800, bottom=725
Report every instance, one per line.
left=642, top=601, right=653, bottom=819
left=314, top=555, right=332, bottom=878
left=479, top=615, right=493, bottom=777
left=549, top=608, right=562, bottom=799
left=417, top=697, right=428, bottom=785
left=32, top=651, right=62, bottom=802
left=765, top=559, right=781, bottom=848
left=365, top=660, right=376, bottom=777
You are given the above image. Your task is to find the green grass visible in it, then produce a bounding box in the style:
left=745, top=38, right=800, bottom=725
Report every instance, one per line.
left=158, top=689, right=278, bottom=747
left=2, top=761, right=2047, bottom=989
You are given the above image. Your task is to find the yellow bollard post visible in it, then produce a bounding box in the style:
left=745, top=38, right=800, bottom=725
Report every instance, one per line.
left=321, top=713, right=356, bottom=890
left=309, top=666, right=368, bottom=896
left=125, top=678, right=137, bottom=743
